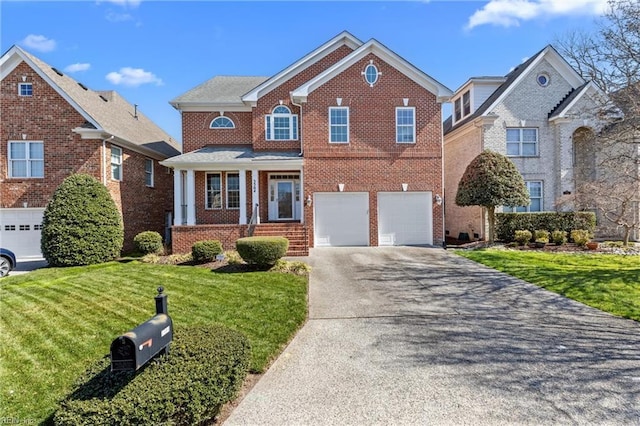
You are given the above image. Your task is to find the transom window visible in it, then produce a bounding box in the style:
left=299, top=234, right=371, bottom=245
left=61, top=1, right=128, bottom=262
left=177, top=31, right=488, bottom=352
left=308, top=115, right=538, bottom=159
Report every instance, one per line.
left=364, top=64, right=379, bottom=86
left=396, top=107, right=416, bottom=143
left=8, top=141, right=44, bottom=178
left=265, top=105, right=298, bottom=140
left=206, top=173, right=222, bottom=209
left=145, top=158, right=154, bottom=187
left=210, top=116, right=235, bottom=129
left=329, top=107, right=349, bottom=143
left=19, top=83, right=33, bottom=96
left=111, top=146, right=122, bottom=181
left=226, top=173, right=240, bottom=209
left=506, top=181, right=543, bottom=212
left=507, top=128, right=538, bottom=156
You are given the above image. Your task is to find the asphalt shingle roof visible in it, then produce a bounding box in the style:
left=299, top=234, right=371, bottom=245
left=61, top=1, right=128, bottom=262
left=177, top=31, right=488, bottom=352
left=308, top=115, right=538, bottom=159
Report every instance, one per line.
left=161, top=146, right=302, bottom=166
left=170, top=76, right=269, bottom=105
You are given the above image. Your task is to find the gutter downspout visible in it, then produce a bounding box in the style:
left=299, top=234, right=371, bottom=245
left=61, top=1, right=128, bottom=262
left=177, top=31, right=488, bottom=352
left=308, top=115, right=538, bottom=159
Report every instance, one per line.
left=102, top=135, right=115, bottom=185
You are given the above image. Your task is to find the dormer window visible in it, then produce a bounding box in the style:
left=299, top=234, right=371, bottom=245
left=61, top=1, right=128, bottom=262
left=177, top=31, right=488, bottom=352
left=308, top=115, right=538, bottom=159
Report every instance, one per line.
left=210, top=116, right=235, bottom=128
left=454, top=89, right=471, bottom=123
left=18, top=83, right=32, bottom=97
left=265, top=105, right=298, bottom=140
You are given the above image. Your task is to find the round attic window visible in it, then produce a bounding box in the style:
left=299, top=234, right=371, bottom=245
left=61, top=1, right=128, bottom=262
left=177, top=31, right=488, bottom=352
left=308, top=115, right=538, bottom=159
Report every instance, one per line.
left=537, top=73, right=550, bottom=87
left=364, top=64, right=379, bottom=86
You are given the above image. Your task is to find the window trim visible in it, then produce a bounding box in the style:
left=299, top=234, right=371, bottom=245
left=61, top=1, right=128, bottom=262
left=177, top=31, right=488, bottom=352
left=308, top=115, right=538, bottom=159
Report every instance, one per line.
left=506, top=127, right=539, bottom=157
left=329, top=106, right=349, bottom=144
left=396, top=107, right=416, bottom=144
left=226, top=172, right=240, bottom=210
left=453, top=89, right=471, bottom=124
left=111, top=146, right=123, bottom=181
left=144, top=158, right=154, bottom=187
left=8, top=140, right=44, bottom=178
left=210, top=116, right=235, bottom=129
left=363, top=63, right=379, bottom=86
left=265, top=106, right=298, bottom=141
left=506, top=181, right=543, bottom=212
left=205, top=172, right=222, bottom=210
left=18, top=83, right=33, bottom=97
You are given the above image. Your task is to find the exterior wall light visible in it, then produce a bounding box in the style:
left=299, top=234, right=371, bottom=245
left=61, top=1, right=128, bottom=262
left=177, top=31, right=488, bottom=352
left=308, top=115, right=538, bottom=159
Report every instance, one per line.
left=434, top=194, right=443, bottom=206
left=306, top=195, right=312, bottom=207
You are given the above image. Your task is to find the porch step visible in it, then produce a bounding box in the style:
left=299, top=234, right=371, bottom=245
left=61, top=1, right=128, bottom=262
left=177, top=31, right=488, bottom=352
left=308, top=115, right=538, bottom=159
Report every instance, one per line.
left=252, top=223, right=309, bottom=256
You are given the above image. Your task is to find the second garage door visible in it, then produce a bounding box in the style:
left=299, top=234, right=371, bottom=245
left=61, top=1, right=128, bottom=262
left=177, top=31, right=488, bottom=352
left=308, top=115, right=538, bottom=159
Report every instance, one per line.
left=0, top=208, right=45, bottom=259
left=314, top=192, right=369, bottom=247
left=378, top=192, right=433, bottom=246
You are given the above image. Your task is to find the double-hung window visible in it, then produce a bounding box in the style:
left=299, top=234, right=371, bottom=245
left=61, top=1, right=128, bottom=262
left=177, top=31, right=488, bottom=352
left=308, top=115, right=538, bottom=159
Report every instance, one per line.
left=329, top=107, right=349, bottom=143
left=226, top=173, right=240, bottom=209
left=507, top=128, right=538, bottom=156
left=206, top=173, right=222, bottom=209
left=111, top=146, right=122, bottom=181
left=145, top=158, right=154, bottom=187
left=8, top=141, right=44, bottom=178
left=396, top=107, right=415, bottom=143
left=506, top=181, right=543, bottom=212
left=265, top=106, right=298, bottom=140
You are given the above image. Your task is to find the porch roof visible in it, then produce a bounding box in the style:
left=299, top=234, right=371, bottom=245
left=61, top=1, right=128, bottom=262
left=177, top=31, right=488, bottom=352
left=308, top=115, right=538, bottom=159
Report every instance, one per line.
left=160, top=146, right=303, bottom=170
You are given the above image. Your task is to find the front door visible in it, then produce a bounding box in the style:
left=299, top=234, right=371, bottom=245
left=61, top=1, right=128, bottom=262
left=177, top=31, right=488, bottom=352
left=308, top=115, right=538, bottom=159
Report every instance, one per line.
left=268, top=177, right=300, bottom=221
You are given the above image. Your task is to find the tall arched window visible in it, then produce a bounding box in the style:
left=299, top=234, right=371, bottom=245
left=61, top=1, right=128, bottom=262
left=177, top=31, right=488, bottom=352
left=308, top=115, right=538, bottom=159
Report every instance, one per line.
left=210, top=116, right=235, bottom=129
left=265, top=105, right=298, bottom=140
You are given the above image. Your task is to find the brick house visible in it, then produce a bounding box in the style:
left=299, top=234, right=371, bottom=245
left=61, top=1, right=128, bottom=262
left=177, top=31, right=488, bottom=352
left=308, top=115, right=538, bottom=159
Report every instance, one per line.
left=0, top=46, right=181, bottom=258
left=163, top=32, right=452, bottom=255
left=443, top=45, right=615, bottom=242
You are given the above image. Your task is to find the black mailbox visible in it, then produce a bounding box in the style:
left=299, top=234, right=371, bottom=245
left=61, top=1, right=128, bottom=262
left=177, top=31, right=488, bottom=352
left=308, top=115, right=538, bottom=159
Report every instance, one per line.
left=110, top=287, right=173, bottom=372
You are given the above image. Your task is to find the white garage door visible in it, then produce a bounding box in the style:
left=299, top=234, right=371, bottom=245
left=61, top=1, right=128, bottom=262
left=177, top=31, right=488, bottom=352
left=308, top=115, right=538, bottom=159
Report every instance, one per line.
left=0, top=208, right=45, bottom=259
left=378, top=192, right=433, bottom=246
left=314, top=192, right=369, bottom=247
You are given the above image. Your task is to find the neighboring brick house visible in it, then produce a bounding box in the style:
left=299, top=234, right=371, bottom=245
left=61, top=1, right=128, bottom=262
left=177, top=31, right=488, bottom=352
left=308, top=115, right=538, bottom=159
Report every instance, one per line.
left=443, top=45, right=611, bottom=242
left=0, top=46, right=181, bottom=258
left=163, top=32, right=452, bottom=255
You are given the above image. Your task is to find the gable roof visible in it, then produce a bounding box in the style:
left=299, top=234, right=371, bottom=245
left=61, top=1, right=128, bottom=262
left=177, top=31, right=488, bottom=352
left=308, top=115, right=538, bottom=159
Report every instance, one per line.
left=291, top=37, right=453, bottom=102
left=0, top=45, right=180, bottom=159
left=170, top=76, right=269, bottom=109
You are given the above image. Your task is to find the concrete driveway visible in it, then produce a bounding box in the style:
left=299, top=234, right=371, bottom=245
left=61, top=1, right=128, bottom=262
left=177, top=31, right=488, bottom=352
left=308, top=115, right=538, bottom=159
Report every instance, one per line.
left=225, top=247, right=640, bottom=425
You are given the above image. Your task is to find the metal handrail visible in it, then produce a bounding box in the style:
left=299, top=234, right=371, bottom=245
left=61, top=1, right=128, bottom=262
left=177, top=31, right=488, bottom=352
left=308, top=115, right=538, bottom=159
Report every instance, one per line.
left=247, top=203, right=259, bottom=236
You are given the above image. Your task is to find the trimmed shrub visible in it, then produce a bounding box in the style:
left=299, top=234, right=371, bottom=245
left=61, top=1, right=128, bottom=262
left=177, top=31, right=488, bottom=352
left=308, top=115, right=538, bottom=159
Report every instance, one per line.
left=191, top=240, right=223, bottom=264
left=534, top=229, right=550, bottom=243
left=552, top=230, right=568, bottom=245
left=41, top=174, right=123, bottom=266
left=224, top=250, right=244, bottom=265
left=270, top=259, right=312, bottom=275
left=54, top=324, right=251, bottom=426
left=496, top=212, right=596, bottom=242
left=571, top=229, right=592, bottom=247
left=133, top=231, right=163, bottom=255
left=514, top=230, right=532, bottom=246
left=236, top=236, right=289, bottom=267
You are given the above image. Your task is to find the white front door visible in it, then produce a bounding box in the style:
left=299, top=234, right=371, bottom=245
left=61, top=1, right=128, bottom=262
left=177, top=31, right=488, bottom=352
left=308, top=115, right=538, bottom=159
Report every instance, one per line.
left=268, top=178, right=301, bottom=221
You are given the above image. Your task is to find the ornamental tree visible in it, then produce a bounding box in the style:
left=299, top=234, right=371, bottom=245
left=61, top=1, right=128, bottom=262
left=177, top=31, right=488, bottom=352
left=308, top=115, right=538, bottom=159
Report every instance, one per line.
left=455, top=150, right=530, bottom=243
left=41, top=174, right=124, bottom=266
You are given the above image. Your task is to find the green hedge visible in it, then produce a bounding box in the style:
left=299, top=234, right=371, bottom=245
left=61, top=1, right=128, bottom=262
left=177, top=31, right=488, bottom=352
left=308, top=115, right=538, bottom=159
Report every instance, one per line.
left=54, top=325, right=250, bottom=426
left=191, top=240, right=223, bottom=264
left=496, top=212, right=596, bottom=242
left=236, top=236, right=289, bottom=267
left=133, top=231, right=163, bottom=255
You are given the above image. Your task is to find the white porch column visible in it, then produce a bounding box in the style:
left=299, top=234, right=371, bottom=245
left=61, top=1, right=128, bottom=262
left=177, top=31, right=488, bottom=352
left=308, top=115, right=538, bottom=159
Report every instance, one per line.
left=186, top=169, right=196, bottom=225
left=173, top=169, right=183, bottom=226
left=300, top=166, right=305, bottom=224
left=251, top=169, right=260, bottom=224
left=239, top=170, right=247, bottom=225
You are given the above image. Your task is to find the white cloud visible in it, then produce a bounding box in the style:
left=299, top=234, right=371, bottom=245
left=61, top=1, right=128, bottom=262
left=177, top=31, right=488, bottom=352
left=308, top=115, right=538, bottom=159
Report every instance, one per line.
left=102, top=0, right=141, bottom=7
left=64, top=63, right=91, bottom=73
left=466, top=0, right=608, bottom=30
left=21, top=34, right=56, bottom=52
left=106, top=11, right=133, bottom=22
left=106, top=67, right=163, bottom=87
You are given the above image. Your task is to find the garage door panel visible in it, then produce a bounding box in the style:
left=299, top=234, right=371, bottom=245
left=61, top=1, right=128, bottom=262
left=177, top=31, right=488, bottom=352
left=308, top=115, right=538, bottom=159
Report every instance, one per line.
left=378, top=192, right=432, bottom=246
left=0, top=209, right=45, bottom=259
left=314, top=193, right=369, bottom=247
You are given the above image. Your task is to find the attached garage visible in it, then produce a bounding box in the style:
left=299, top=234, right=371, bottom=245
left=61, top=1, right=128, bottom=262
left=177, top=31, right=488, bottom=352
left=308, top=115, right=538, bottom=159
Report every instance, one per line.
left=377, top=192, right=433, bottom=246
left=313, top=192, right=369, bottom=247
left=0, top=208, right=45, bottom=259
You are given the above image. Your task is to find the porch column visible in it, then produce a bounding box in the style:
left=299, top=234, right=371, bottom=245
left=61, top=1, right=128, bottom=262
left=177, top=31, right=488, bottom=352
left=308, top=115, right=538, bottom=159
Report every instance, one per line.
left=251, top=169, right=260, bottom=224
left=186, top=169, right=196, bottom=225
left=173, top=169, right=183, bottom=226
left=239, top=170, right=247, bottom=225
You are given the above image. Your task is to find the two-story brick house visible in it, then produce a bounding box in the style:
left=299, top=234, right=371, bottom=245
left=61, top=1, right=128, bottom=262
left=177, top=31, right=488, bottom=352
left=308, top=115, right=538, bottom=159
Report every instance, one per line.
left=0, top=46, right=181, bottom=258
left=443, top=45, right=606, bottom=242
left=164, top=32, right=452, bottom=255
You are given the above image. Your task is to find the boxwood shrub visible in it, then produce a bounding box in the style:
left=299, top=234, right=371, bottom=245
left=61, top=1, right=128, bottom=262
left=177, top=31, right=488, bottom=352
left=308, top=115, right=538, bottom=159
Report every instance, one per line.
left=191, top=240, right=223, bottom=264
left=133, top=231, right=163, bottom=255
left=496, top=212, right=596, bottom=242
left=54, top=324, right=250, bottom=426
left=236, top=236, right=289, bottom=267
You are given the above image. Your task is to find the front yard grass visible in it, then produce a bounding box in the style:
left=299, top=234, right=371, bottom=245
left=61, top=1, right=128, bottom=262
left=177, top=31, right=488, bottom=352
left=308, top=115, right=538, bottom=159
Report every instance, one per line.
left=0, top=261, right=307, bottom=423
left=457, top=249, right=640, bottom=321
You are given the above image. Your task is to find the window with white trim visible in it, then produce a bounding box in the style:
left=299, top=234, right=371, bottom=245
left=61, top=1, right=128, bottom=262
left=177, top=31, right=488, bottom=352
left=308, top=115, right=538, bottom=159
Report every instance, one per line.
left=8, top=141, right=44, bottom=178
left=226, top=173, right=240, bottom=209
left=210, top=116, right=235, bottom=128
left=364, top=64, right=379, bottom=86
left=507, top=128, right=538, bottom=156
left=206, top=173, right=222, bottom=209
left=329, top=107, right=349, bottom=143
left=453, top=89, right=471, bottom=123
left=145, top=158, right=154, bottom=187
left=506, top=181, right=543, bottom=212
left=265, top=105, right=298, bottom=140
left=19, top=83, right=33, bottom=96
left=111, top=146, right=122, bottom=181
left=396, top=107, right=415, bottom=143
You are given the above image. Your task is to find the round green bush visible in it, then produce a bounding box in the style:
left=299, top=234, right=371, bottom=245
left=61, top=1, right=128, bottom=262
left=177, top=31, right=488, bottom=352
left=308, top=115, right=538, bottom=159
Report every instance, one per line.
left=133, top=231, right=163, bottom=254
left=54, top=324, right=251, bottom=426
left=236, top=236, right=289, bottom=267
left=41, top=174, right=123, bottom=266
left=514, top=230, right=532, bottom=246
left=191, top=240, right=223, bottom=264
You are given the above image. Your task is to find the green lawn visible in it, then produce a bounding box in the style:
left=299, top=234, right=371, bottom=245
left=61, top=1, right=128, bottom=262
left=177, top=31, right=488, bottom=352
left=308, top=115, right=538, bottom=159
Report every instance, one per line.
left=457, top=249, right=640, bottom=321
left=0, top=261, right=307, bottom=423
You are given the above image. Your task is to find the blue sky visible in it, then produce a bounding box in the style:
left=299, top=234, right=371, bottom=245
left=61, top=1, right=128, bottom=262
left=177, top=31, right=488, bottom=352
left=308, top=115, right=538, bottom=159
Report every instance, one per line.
left=1, top=1, right=607, bottom=144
